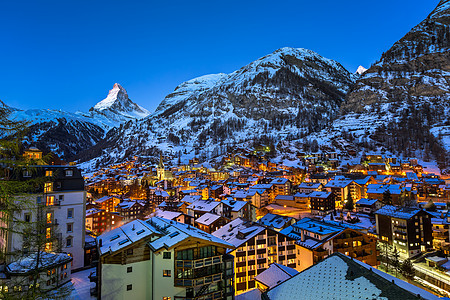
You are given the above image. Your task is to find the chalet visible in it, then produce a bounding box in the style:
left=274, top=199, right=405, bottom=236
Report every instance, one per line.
left=85, top=208, right=124, bottom=235
left=257, top=213, right=295, bottom=232
left=309, top=191, right=334, bottom=215
left=281, top=218, right=378, bottom=272
left=96, top=217, right=235, bottom=299
left=95, top=195, right=121, bottom=213
left=221, top=199, right=255, bottom=221
left=186, top=199, right=231, bottom=219
left=355, top=198, right=382, bottom=214
left=195, top=213, right=229, bottom=233
left=297, top=182, right=322, bottom=193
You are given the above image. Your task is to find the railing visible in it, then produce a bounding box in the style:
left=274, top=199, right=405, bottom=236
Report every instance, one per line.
left=175, top=273, right=223, bottom=287
left=176, top=255, right=222, bottom=269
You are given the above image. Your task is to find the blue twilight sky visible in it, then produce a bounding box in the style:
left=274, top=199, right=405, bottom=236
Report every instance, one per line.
left=0, top=0, right=439, bottom=113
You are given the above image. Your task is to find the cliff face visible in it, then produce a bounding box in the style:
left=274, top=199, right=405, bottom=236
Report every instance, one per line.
left=343, top=0, right=450, bottom=114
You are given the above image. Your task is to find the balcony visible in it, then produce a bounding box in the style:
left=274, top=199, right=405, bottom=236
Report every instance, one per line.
left=175, top=273, right=223, bottom=287
left=176, top=256, right=222, bottom=269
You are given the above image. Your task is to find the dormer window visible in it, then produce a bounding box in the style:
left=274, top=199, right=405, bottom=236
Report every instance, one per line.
left=65, top=170, right=73, bottom=177
left=45, top=170, right=53, bottom=177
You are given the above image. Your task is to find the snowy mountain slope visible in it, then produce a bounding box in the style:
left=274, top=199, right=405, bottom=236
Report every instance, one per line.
left=7, top=83, right=150, bottom=161
left=313, top=0, right=450, bottom=167
left=78, top=47, right=356, bottom=168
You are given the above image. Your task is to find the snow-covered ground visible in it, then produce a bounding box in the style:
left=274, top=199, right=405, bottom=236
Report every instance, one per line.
left=68, top=267, right=97, bottom=300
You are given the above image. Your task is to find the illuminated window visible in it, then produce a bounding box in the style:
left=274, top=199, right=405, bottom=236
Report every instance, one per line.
left=46, top=196, right=55, bottom=206
left=45, top=242, right=52, bottom=251
left=163, top=270, right=171, bottom=277
left=46, top=228, right=51, bottom=239
left=44, top=183, right=53, bottom=193
left=46, top=213, right=52, bottom=224
left=45, top=171, right=53, bottom=177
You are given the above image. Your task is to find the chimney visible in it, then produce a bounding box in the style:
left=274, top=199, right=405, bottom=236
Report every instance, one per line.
left=301, top=229, right=305, bottom=242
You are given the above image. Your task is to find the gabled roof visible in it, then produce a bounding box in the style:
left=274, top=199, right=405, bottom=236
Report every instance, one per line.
left=325, top=179, right=353, bottom=188
left=187, top=199, right=221, bottom=212
left=375, top=205, right=430, bottom=219
left=195, top=213, right=222, bottom=226
left=255, top=263, right=298, bottom=289
left=221, top=199, right=247, bottom=212
left=212, top=218, right=265, bottom=248
left=265, top=253, right=439, bottom=300
left=95, top=195, right=120, bottom=204
left=356, top=198, right=379, bottom=206
left=98, top=217, right=233, bottom=256
left=258, top=213, right=293, bottom=229
left=298, top=182, right=322, bottom=189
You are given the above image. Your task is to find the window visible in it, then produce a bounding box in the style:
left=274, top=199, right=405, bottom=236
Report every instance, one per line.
left=46, top=196, right=55, bottom=206
left=25, top=213, right=31, bottom=223
left=66, top=237, right=72, bottom=248
left=23, top=170, right=31, bottom=178
left=59, top=195, right=64, bottom=201
left=67, top=223, right=73, bottom=233
left=163, top=298, right=172, bottom=300
left=67, top=208, right=73, bottom=219
left=46, top=228, right=51, bottom=239
left=163, top=252, right=171, bottom=259
left=163, top=270, right=171, bottom=277
left=45, top=171, right=53, bottom=177
left=126, top=284, right=132, bottom=291
left=46, top=213, right=52, bottom=224
left=44, top=182, right=53, bottom=193
left=65, top=170, right=73, bottom=177
left=127, top=267, right=132, bottom=273
left=127, top=249, right=133, bottom=255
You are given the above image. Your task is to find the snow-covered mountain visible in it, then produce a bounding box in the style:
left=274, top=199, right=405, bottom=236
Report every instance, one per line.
left=355, top=66, right=367, bottom=75
left=78, top=47, right=356, bottom=167
left=7, top=83, right=150, bottom=160
left=82, top=83, right=150, bottom=126
left=314, top=0, right=450, bottom=168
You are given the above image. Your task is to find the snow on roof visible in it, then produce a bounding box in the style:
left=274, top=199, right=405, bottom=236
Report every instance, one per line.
left=95, top=195, right=120, bottom=203
left=325, top=178, right=353, bottom=188
left=366, top=184, right=403, bottom=195
left=308, top=191, right=332, bottom=198
left=235, top=288, right=262, bottom=300
left=7, top=252, right=72, bottom=274
left=251, top=183, right=273, bottom=190
left=195, top=213, right=222, bottom=226
left=298, top=182, right=321, bottom=189
left=356, top=198, right=378, bottom=206
left=271, top=178, right=289, bottom=185
left=265, top=253, right=440, bottom=300
left=375, top=205, right=427, bottom=219
left=150, top=209, right=182, bottom=220
left=180, top=195, right=202, bottom=204
left=187, top=199, right=221, bottom=212
left=98, top=217, right=233, bottom=256
left=221, top=199, right=247, bottom=212
left=274, top=195, right=294, bottom=201
left=116, top=200, right=144, bottom=210
left=147, top=217, right=233, bottom=252
left=255, top=263, right=298, bottom=289
left=86, top=208, right=103, bottom=217
left=425, top=256, right=448, bottom=263
left=212, top=218, right=265, bottom=248
left=258, top=213, right=293, bottom=229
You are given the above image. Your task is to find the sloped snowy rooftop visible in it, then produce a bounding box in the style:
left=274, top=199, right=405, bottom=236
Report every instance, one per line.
left=255, top=263, right=298, bottom=289
left=265, top=253, right=440, bottom=300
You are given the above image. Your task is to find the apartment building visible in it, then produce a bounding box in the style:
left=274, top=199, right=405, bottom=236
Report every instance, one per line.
left=212, top=218, right=298, bottom=295
left=375, top=205, right=433, bottom=257
left=1, top=165, right=86, bottom=270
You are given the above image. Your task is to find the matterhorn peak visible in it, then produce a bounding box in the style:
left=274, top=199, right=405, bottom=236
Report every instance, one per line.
left=355, top=65, right=367, bottom=75
left=93, top=83, right=129, bottom=111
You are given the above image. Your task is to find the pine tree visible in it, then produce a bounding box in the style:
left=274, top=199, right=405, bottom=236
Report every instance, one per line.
left=401, top=259, right=415, bottom=281
left=382, top=190, right=392, bottom=205
left=391, top=247, right=400, bottom=277
left=344, top=191, right=354, bottom=211
left=0, top=101, right=72, bottom=298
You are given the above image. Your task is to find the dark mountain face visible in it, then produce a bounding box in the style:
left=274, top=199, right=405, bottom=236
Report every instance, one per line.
left=335, top=0, right=450, bottom=168
left=343, top=0, right=450, bottom=114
